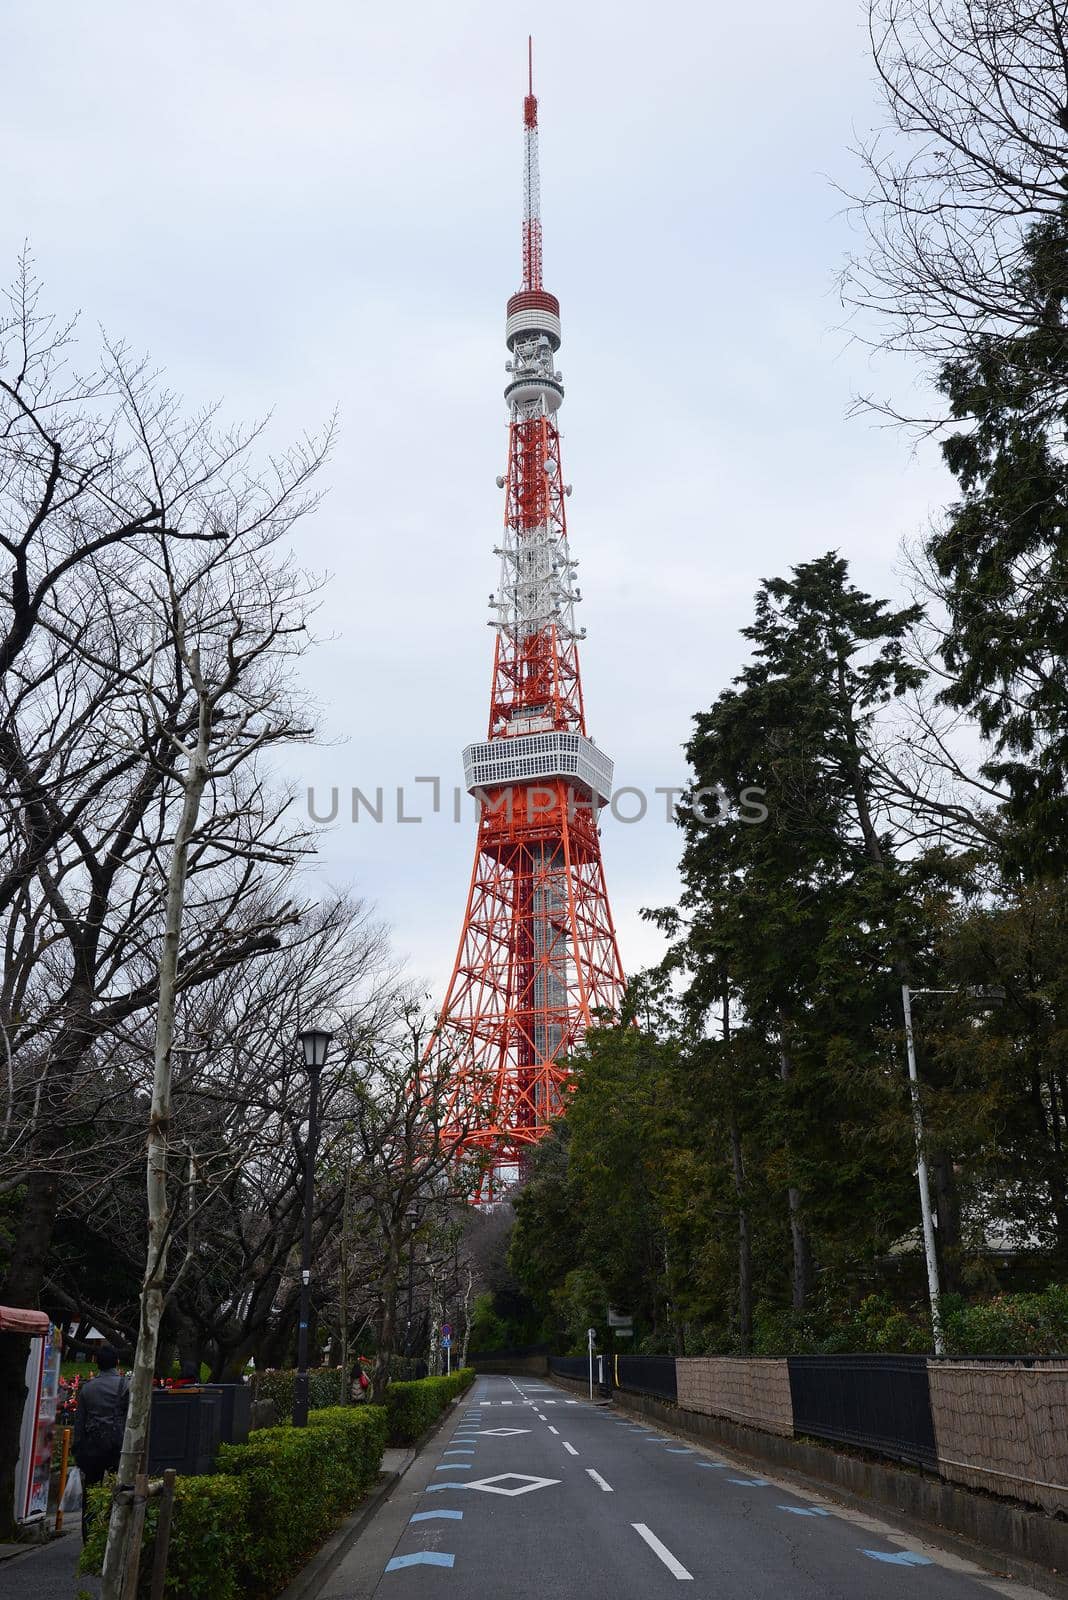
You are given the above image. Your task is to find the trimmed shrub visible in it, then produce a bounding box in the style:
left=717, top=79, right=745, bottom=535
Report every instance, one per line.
left=80, top=1405, right=386, bottom=1598
left=385, top=1369, right=475, bottom=1445
left=79, top=1473, right=251, bottom=1600
left=217, top=1405, right=387, bottom=1594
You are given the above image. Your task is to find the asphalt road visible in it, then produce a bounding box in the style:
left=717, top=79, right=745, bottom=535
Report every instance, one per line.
left=322, top=1373, right=1038, bottom=1600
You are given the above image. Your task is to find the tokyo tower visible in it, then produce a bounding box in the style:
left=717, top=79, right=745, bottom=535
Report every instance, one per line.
left=435, top=43, right=626, bottom=1200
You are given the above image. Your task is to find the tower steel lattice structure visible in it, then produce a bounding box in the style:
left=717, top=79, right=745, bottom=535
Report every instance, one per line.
left=435, top=44, right=626, bottom=1201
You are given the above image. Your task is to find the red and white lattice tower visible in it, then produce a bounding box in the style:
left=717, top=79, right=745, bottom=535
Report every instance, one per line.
left=435, top=43, right=626, bottom=1201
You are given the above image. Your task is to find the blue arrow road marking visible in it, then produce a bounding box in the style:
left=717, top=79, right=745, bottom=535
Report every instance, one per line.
left=410, top=1511, right=463, bottom=1523
left=779, top=1506, right=831, bottom=1517
left=861, top=1550, right=933, bottom=1566
left=385, top=1553, right=455, bottom=1571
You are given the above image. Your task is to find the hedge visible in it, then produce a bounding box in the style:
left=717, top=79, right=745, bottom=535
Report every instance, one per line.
left=248, top=1365, right=344, bottom=1416
left=80, top=1403, right=387, bottom=1599
left=81, top=1474, right=251, bottom=1600
left=386, top=1368, right=475, bottom=1445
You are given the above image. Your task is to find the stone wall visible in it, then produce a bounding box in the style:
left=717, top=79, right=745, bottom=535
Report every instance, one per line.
left=928, top=1360, right=1068, bottom=1516
left=676, top=1357, right=793, bottom=1437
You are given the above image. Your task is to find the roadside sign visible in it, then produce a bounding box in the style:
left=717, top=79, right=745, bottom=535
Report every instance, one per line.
left=442, top=1323, right=452, bottom=1338
left=441, top=1334, right=451, bottom=1348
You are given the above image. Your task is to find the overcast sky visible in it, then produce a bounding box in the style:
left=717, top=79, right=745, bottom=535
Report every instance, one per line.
left=5, top=1, right=949, bottom=994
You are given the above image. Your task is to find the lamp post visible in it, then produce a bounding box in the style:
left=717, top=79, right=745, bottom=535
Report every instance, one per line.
left=293, top=1026, right=332, bottom=1427
left=900, top=985, right=1003, bottom=1359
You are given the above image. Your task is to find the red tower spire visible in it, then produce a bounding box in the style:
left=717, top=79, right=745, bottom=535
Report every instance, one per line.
left=434, top=48, right=625, bottom=1201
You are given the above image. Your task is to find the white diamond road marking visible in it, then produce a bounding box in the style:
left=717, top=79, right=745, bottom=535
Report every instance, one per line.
left=632, top=1524, right=693, bottom=1581
left=467, top=1473, right=561, bottom=1497
left=478, top=1427, right=530, bottom=1437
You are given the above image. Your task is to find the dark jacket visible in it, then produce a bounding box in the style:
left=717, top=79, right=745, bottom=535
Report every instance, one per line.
left=73, top=1369, right=130, bottom=1467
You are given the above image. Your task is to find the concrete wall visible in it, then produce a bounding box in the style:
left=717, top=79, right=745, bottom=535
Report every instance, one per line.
left=929, top=1360, right=1068, bottom=1516
left=676, top=1357, right=793, bottom=1437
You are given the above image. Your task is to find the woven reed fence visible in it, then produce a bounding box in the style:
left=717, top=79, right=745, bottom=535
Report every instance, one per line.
left=928, top=1361, right=1068, bottom=1514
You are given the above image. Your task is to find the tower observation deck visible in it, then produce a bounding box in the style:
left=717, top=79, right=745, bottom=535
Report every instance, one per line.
left=434, top=44, right=626, bottom=1201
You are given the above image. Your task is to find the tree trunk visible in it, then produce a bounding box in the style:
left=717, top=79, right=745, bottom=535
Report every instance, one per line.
left=728, top=1115, right=753, bottom=1353
left=369, top=1232, right=400, bottom=1404
left=459, top=1267, right=474, bottom=1369
left=778, top=1043, right=812, bottom=1311
left=100, top=680, right=209, bottom=1599
left=930, top=1149, right=962, bottom=1295
left=338, top=1149, right=352, bottom=1404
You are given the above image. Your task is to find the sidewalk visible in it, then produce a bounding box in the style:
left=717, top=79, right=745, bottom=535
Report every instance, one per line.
left=0, top=1530, right=99, bottom=1599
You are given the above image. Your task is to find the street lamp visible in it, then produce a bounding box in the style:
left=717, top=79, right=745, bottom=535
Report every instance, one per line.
left=293, top=1026, right=332, bottom=1427
left=900, top=985, right=1003, bottom=1358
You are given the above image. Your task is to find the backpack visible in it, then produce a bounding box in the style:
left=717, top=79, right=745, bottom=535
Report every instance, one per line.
left=83, top=1408, right=126, bottom=1461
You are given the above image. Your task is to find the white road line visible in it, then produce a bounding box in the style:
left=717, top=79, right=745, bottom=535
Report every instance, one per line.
left=586, top=1469, right=613, bottom=1492
left=563, top=1441, right=578, bottom=1456
left=547, top=1425, right=559, bottom=1435
left=632, top=1524, right=693, bottom=1581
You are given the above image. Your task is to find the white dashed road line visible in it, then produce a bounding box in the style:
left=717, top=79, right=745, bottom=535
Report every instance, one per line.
left=586, top=1469, right=613, bottom=1492
left=547, top=1425, right=559, bottom=1435
left=632, top=1524, right=693, bottom=1581
left=563, top=1441, right=578, bottom=1456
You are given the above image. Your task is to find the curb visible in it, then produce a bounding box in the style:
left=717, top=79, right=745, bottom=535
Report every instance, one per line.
left=277, top=1388, right=474, bottom=1600
left=274, top=1471, right=404, bottom=1600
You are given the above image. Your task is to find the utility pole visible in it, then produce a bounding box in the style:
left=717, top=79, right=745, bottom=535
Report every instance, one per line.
left=900, top=984, right=944, bottom=1357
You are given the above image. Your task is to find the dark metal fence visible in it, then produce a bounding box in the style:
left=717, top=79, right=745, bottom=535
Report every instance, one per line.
left=615, top=1354, right=677, bottom=1402
left=548, top=1355, right=589, bottom=1381
left=787, top=1354, right=937, bottom=1469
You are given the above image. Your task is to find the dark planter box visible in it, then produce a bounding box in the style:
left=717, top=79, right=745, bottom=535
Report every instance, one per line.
left=148, top=1388, right=222, bottom=1475
left=205, top=1383, right=251, bottom=1445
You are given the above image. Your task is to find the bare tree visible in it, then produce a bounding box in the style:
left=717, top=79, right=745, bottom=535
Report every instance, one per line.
left=0, top=265, right=332, bottom=1530
left=844, top=0, right=1068, bottom=357
left=98, top=500, right=327, bottom=1591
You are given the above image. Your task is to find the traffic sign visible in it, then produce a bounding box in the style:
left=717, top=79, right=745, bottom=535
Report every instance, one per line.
left=442, top=1323, right=452, bottom=1338
left=441, top=1334, right=451, bottom=1348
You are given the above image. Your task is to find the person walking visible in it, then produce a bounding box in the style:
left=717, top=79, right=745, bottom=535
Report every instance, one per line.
left=73, top=1344, right=130, bottom=1540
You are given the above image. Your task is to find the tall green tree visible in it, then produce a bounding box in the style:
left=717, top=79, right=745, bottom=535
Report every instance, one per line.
left=933, top=207, right=1068, bottom=873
